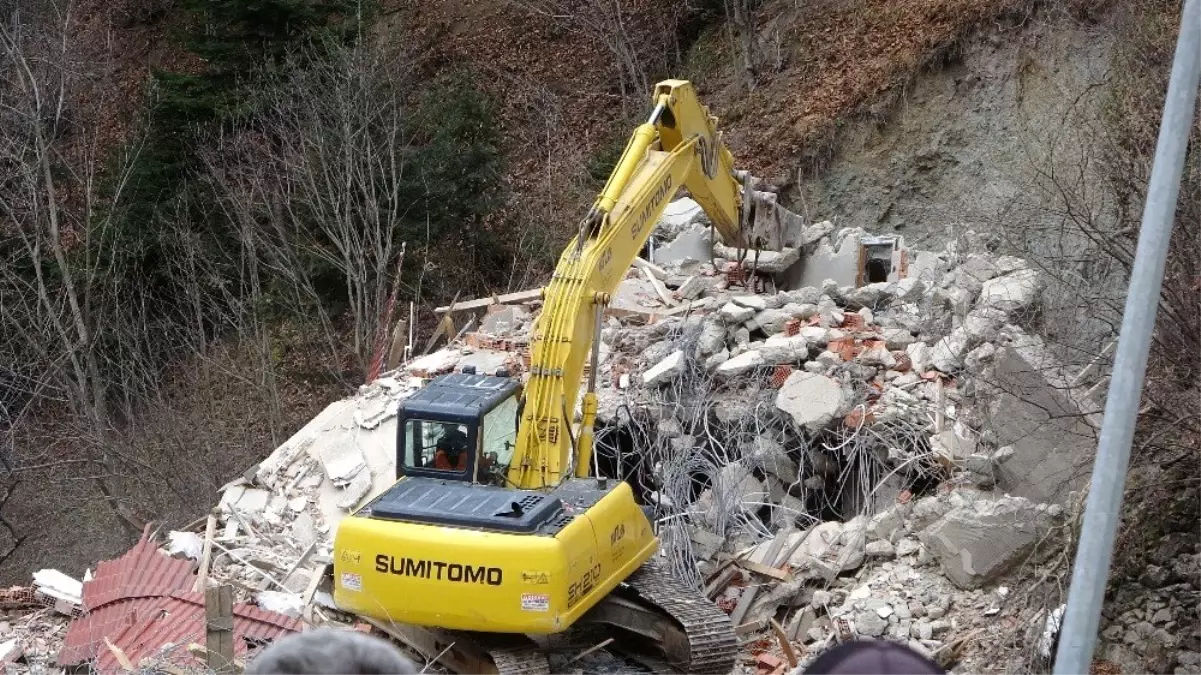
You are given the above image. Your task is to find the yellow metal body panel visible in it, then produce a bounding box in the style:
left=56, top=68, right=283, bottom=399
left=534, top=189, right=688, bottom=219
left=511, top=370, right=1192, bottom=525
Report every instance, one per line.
left=332, top=479, right=658, bottom=634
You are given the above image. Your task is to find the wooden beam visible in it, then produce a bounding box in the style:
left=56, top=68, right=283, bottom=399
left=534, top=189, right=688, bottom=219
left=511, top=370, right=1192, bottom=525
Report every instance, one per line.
left=770, top=619, right=799, bottom=667
left=735, top=559, right=791, bottom=581
left=631, top=257, right=668, bottom=280
left=104, top=637, right=134, bottom=671
left=204, top=585, right=236, bottom=674
left=435, top=288, right=541, bottom=314
left=193, top=513, right=217, bottom=592
left=729, top=585, right=760, bottom=627
left=385, top=318, right=408, bottom=372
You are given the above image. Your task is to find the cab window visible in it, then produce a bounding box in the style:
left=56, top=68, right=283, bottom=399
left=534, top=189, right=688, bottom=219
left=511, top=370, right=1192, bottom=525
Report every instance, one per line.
left=405, top=419, right=470, bottom=474
left=480, top=396, right=519, bottom=481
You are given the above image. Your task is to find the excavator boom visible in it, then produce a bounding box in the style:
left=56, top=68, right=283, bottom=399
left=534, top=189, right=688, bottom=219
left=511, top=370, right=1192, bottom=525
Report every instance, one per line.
left=509, top=80, right=752, bottom=490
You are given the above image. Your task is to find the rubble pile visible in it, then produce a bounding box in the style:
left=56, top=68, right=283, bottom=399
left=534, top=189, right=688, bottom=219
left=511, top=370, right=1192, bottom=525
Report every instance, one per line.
left=0, top=196, right=1189, bottom=674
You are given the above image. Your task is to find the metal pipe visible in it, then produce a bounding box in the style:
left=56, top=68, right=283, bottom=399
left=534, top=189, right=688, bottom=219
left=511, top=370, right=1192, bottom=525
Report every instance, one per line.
left=1053, top=1, right=1201, bottom=672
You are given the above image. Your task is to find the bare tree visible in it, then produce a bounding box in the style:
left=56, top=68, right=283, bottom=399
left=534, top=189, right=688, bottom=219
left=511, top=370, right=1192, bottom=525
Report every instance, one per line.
left=202, top=38, right=414, bottom=374
left=508, top=0, right=653, bottom=113
left=0, top=3, right=146, bottom=537
left=724, top=0, right=756, bottom=92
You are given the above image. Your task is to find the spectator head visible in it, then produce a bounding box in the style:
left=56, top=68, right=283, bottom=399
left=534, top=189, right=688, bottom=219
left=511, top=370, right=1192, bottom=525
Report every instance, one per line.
left=803, top=639, right=945, bottom=674
left=246, top=627, right=419, bottom=674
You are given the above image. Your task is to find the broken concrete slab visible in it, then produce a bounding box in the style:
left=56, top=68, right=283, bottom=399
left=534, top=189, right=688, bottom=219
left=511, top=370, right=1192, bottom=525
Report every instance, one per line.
left=720, top=302, right=756, bottom=323
left=930, top=427, right=977, bottom=466
left=760, top=335, right=811, bottom=365
left=655, top=197, right=703, bottom=236
left=655, top=224, right=712, bottom=266
left=456, top=349, right=510, bottom=377
left=715, top=462, right=769, bottom=517
left=940, top=255, right=1000, bottom=296
left=479, top=305, right=529, bottom=336
left=732, top=295, right=771, bottom=311
left=963, top=306, right=1007, bottom=345
left=906, top=342, right=932, bottom=374
left=643, top=350, right=686, bottom=387
left=716, top=350, right=765, bottom=378
left=985, top=337, right=1099, bottom=505
left=713, top=244, right=802, bottom=275
left=776, top=372, right=852, bottom=433
left=930, top=328, right=970, bottom=372
left=748, top=308, right=791, bottom=335
left=406, top=349, right=461, bottom=378
left=977, top=269, right=1044, bottom=318
left=881, top=328, right=916, bottom=350
left=678, top=274, right=718, bottom=301
left=964, top=342, right=997, bottom=372
left=785, top=286, right=823, bottom=306
left=742, top=437, right=799, bottom=482
left=220, top=485, right=272, bottom=515
left=845, top=282, right=896, bottom=309
left=778, top=521, right=845, bottom=568
left=917, top=495, right=1060, bottom=589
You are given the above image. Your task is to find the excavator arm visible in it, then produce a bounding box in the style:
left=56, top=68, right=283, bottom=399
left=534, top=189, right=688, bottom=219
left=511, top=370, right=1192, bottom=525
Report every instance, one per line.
left=508, top=79, right=757, bottom=490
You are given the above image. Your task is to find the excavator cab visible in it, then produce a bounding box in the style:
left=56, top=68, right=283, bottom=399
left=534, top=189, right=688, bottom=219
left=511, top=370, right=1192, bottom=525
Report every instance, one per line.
left=396, top=371, right=521, bottom=487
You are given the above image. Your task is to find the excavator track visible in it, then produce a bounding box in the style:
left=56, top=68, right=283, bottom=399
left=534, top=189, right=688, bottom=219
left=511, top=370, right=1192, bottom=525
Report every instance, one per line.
left=615, top=558, right=739, bottom=674
left=472, top=634, right=552, bottom=675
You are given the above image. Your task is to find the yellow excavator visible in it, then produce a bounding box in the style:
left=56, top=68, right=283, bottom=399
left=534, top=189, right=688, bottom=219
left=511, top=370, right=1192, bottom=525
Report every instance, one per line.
left=330, top=80, right=777, bottom=674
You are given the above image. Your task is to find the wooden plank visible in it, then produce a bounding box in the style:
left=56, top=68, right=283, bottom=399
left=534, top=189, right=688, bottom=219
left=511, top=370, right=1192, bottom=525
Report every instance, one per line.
left=735, top=617, right=769, bottom=636
left=770, top=619, right=799, bottom=667
left=192, top=513, right=218, bottom=592
left=753, top=531, right=789, bottom=566
left=422, top=292, right=460, bottom=355
left=631, top=257, right=668, bottom=280
left=736, top=559, right=791, bottom=581
left=435, top=288, right=541, bottom=314
left=204, top=585, right=236, bottom=674
left=385, top=318, right=408, bottom=372
left=104, top=637, right=134, bottom=671
left=641, top=267, right=677, bottom=307
left=301, top=563, right=327, bottom=625
left=775, top=526, right=819, bottom=569
left=703, top=566, right=741, bottom=600
left=729, top=585, right=760, bottom=627
left=188, top=644, right=245, bottom=672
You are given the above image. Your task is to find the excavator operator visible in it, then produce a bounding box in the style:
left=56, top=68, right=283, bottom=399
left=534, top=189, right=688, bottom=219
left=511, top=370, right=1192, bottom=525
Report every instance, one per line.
left=433, top=426, right=469, bottom=471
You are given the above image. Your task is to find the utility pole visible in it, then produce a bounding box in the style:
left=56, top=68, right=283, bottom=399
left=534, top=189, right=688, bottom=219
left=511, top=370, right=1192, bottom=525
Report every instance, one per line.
left=1053, top=1, right=1200, bottom=672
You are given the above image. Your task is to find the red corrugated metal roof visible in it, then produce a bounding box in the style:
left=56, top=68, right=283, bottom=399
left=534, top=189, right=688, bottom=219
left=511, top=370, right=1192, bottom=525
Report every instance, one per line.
left=60, top=526, right=301, bottom=672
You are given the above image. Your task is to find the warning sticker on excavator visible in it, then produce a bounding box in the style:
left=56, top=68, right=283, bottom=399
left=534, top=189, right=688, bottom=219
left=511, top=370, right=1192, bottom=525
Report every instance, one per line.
left=341, top=572, right=362, bottom=592
left=521, top=593, right=549, bottom=612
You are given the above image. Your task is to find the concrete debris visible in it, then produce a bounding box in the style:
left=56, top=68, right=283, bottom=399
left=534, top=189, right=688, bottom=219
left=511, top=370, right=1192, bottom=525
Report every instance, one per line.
left=977, top=269, right=1044, bottom=317
left=716, top=350, right=765, bottom=377
left=32, top=570, right=82, bottom=607
left=643, top=350, right=685, bottom=387
left=721, top=301, right=757, bottom=323
left=167, top=531, right=204, bottom=560
left=775, top=372, right=852, bottom=433
left=2, top=197, right=1119, bottom=674
left=918, top=494, right=1063, bottom=589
